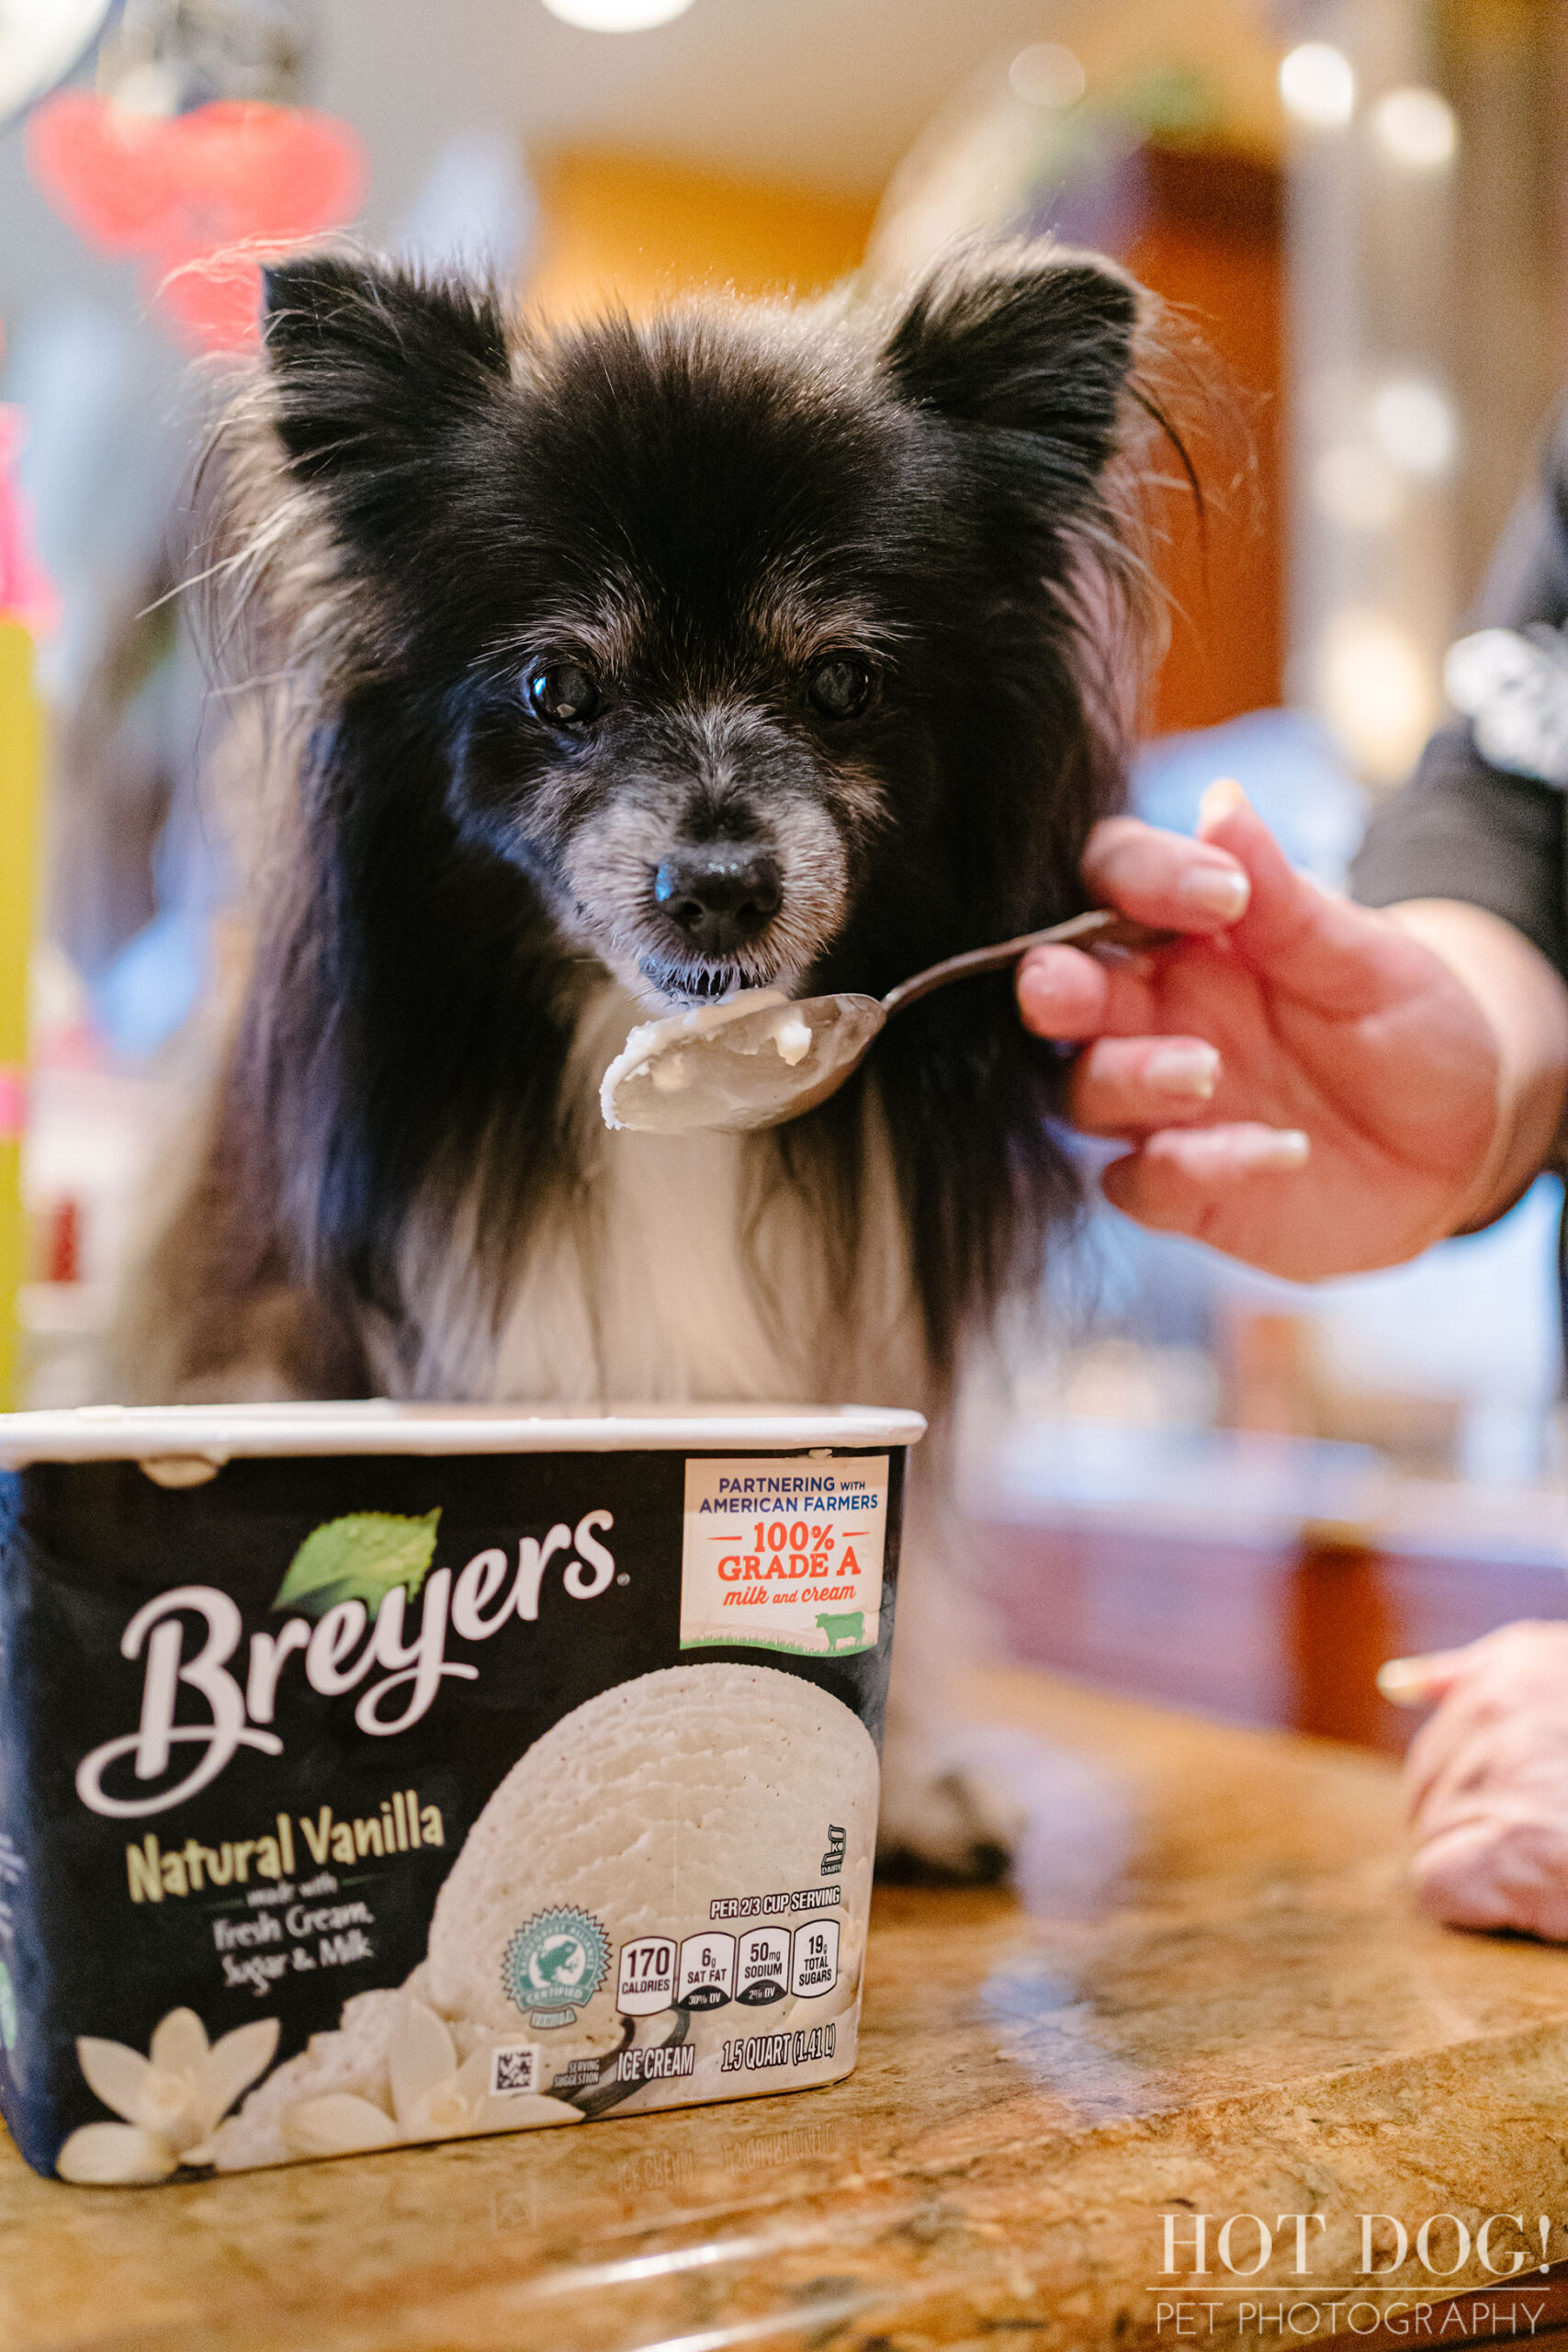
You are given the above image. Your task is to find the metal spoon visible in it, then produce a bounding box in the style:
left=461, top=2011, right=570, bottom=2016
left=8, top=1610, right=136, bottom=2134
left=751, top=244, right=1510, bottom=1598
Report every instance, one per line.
left=600, top=908, right=1169, bottom=1135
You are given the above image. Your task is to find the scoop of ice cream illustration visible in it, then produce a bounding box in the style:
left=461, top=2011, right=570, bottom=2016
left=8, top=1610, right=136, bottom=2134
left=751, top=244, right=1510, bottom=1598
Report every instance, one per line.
left=425, top=1661, right=879, bottom=2052
left=205, top=1663, right=879, bottom=2169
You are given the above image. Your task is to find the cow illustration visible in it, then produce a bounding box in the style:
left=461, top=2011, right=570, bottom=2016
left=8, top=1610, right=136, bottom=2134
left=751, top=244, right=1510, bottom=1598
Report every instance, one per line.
left=816, top=1610, right=863, bottom=1653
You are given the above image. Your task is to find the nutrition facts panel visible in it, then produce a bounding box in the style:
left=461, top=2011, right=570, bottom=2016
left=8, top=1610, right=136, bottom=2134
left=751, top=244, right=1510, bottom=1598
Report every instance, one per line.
left=617, top=1920, right=840, bottom=2017
left=679, top=1454, right=888, bottom=1658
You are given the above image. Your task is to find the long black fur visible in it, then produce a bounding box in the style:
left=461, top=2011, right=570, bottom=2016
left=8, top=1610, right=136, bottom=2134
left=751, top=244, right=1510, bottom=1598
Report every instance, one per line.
left=140, top=245, right=1169, bottom=1401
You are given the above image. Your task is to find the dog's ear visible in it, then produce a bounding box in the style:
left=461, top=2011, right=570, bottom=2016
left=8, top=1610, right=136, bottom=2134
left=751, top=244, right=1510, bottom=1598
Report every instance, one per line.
left=882, top=248, right=1138, bottom=499
left=260, top=254, right=512, bottom=492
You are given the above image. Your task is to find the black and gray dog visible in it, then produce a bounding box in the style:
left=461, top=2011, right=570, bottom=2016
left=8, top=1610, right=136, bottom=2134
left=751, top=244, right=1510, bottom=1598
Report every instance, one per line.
left=129, top=243, right=1178, bottom=1871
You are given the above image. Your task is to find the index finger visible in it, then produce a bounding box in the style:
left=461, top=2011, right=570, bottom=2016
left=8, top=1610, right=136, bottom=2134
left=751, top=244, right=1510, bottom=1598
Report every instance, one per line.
left=1377, top=1650, right=1477, bottom=1709
left=1080, top=812, right=1251, bottom=934
left=1016, top=942, right=1162, bottom=1041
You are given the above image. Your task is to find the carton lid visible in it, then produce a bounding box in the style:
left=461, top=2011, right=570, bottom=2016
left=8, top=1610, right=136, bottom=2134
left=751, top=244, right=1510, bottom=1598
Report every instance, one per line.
left=0, top=1399, right=928, bottom=1468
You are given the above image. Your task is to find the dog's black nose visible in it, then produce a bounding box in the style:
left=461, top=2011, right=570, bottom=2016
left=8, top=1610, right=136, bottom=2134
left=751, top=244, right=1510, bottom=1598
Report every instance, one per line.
left=653, top=845, right=783, bottom=957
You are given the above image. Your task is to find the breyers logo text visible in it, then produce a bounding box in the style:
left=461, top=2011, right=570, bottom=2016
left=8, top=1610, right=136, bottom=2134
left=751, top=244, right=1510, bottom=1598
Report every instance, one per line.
left=75, top=1510, right=618, bottom=1819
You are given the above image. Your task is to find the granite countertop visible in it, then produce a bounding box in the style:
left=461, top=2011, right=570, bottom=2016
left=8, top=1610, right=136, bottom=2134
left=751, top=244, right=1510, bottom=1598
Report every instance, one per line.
left=6, top=1668, right=1568, bottom=2352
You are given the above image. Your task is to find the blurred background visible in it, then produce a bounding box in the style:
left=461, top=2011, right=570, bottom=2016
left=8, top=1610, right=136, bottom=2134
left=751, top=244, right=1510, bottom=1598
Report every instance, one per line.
left=2, top=0, right=1567, bottom=1753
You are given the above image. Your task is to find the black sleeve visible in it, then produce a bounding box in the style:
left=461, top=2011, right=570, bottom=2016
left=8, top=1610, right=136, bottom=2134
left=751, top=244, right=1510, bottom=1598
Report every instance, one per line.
left=1349, top=405, right=1568, bottom=980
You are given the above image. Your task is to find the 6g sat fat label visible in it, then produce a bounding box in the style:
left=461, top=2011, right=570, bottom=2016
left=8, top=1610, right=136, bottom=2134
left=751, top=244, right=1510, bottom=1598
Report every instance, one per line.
left=678, top=1455, right=888, bottom=1657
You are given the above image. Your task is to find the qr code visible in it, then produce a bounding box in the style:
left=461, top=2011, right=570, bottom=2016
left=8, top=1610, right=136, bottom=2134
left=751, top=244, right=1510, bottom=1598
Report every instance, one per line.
left=489, top=2043, right=538, bottom=2097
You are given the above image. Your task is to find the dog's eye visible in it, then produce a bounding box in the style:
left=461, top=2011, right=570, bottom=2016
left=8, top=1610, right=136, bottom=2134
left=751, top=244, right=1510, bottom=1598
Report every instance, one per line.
left=807, top=655, right=874, bottom=721
left=527, top=662, right=601, bottom=727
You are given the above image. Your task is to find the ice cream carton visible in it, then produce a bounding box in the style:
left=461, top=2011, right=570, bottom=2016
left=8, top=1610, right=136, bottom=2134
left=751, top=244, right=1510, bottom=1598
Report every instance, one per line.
left=0, top=1401, right=922, bottom=2182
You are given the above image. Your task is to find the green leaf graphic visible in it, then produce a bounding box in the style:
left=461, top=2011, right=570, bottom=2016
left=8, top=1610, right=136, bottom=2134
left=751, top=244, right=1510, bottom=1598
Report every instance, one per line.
left=272, top=1509, right=441, bottom=1618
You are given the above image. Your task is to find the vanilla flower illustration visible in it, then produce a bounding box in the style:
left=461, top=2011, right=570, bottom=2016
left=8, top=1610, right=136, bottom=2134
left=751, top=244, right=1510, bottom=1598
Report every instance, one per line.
left=280, top=1996, right=580, bottom=2159
left=57, top=2008, right=280, bottom=2185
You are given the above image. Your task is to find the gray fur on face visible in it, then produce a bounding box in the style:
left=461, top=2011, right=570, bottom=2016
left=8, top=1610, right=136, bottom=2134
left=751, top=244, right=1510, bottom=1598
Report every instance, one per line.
left=539, top=698, right=873, bottom=1006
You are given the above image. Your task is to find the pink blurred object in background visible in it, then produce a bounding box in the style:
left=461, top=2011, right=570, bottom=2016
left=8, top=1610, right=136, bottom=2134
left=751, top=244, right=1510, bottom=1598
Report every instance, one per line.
left=25, top=92, right=365, bottom=350
left=0, top=405, right=55, bottom=636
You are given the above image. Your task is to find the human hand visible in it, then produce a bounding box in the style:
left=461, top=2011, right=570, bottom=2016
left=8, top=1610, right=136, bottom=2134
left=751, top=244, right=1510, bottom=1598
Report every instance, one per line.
left=1381, top=1625, right=1568, bottom=1940
left=1018, top=782, right=1556, bottom=1281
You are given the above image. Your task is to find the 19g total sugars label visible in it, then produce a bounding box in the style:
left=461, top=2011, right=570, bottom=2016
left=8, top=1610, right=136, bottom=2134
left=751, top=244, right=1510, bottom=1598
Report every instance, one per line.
left=679, top=1456, right=888, bottom=1658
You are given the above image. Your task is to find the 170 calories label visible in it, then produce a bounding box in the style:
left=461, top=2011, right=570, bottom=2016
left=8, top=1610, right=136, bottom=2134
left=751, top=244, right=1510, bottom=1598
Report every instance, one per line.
left=679, top=1455, right=887, bottom=1658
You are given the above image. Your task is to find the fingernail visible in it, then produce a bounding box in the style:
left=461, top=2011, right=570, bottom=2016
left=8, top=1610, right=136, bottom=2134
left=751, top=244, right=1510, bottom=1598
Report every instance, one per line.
left=1179, top=862, right=1250, bottom=922
left=1017, top=958, right=1071, bottom=1034
left=1017, top=955, right=1062, bottom=1003
left=1146, top=1042, right=1220, bottom=1100
left=1377, top=1658, right=1434, bottom=1707
left=1198, top=777, right=1248, bottom=835
left=1247, top=1127, right=1310, bottom=1171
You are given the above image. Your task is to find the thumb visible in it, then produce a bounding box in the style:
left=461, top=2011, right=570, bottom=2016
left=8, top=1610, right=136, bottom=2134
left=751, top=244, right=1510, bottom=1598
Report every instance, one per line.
left=1376, top=1648, right=1478, bottom=1709
left=1198, top=781, right=1393, bottom=1016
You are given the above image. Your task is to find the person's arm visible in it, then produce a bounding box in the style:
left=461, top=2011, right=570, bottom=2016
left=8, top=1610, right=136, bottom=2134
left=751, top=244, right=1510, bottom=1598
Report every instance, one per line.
left=1382, top=897, right=1568, bottom=1230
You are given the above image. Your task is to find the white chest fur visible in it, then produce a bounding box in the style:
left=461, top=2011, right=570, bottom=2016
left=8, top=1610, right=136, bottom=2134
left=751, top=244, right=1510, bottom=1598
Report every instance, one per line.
left=389, top=983, right=932, bottom=1417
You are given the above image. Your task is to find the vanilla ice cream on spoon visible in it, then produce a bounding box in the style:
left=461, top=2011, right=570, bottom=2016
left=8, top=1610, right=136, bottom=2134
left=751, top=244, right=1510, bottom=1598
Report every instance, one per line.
left=602, top=909, right=1170, bottom=1134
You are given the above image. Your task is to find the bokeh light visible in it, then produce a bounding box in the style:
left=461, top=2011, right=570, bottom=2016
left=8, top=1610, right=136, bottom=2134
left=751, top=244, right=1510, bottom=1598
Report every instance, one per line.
left=540, top=0, right=695, bottom=28
left=1279, top=42, right=1355, bottom=130
left=1371, top=375, right=1459, bottom=476
left=1371, top=85, right=1458, bottom=172
left=1318, top=608, right=1438, bottom=784
left=1313, top=443, right=1403, bottom=532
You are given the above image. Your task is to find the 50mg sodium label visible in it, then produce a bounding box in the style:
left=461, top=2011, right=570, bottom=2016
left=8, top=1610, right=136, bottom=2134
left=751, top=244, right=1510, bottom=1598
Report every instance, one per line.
left=679, top=1456, right=888, bottom=1658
